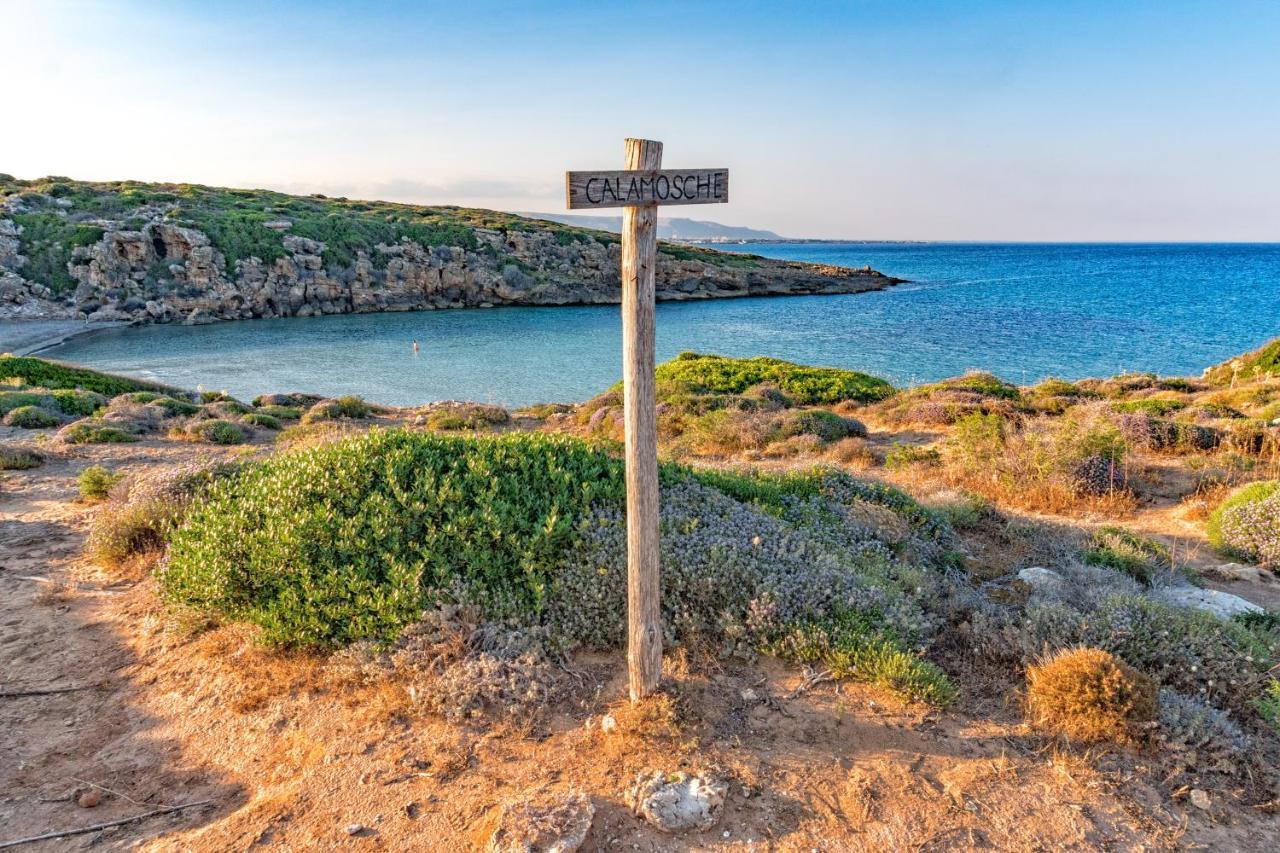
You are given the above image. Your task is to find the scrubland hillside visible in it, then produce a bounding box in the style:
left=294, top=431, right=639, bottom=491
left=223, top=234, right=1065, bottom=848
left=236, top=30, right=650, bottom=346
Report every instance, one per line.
left=2, top=340, right=1279, bottom=849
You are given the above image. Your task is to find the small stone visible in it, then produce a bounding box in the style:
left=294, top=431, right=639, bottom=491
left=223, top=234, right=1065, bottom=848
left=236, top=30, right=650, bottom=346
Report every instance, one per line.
left=740, top=688, right=758, bottom=703
left=344, top=823, right=365, bottom=836
left=1190, top=789, right=1210, bottom=811
left=488, top=791, right=593, bottom=853
left=625, top=770, right=728, bottom=833
left=76, top=790, right=101, bottom=808
left=600, top=714, right=618, bottom=735
left=1017, top=567, right=1065, bottom=592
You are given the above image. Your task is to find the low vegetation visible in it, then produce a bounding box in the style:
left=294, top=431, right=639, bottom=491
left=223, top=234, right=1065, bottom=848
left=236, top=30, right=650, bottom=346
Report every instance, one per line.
left=78, top=465, right=124, bottom=500
left=1026, top=647, right=1158, bottom=744
left=0, top=446, right=43, bottom=470
left=652, top=351, right=894, bottom=404
left=0, top=355, right=174, bottom=396
left=1208, top=481, right=1280, bottom=566
left=8, top=338, right=1278, bottom=790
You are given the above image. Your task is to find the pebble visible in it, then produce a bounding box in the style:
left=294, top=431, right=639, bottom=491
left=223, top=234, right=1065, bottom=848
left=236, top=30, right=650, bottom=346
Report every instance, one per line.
left=1190, top=789, right=1211, bottom=811
left=76, top=790, right=101, bottom=808
left=344, top=823, right=365, bottom=835
left=600, top=714, right=618, bottom=734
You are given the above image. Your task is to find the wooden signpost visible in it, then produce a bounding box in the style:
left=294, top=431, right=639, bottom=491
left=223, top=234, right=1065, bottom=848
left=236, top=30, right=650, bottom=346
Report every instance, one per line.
left=567, top=140, right=729, bottom=701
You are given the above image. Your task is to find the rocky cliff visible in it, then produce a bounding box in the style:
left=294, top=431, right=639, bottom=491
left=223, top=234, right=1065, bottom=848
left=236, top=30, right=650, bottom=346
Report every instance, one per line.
left=0, top=178, right=900, bottom=326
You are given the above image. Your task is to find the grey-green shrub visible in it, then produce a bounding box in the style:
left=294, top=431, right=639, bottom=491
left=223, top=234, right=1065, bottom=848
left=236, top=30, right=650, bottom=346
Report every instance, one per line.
left=0, top=447, right=43, bottom=470
left=89, top=460, right=239, bottom=564
left=186, top=419, right=247, bottom=444
left=776, top=409, right=865, bottom=443
left=158, top=432, right=957, bottom=704
left=241, top=412, right=282, bottom=430
left=1084, top=526, right=1172, bottom=585
left=4, top=405, right=59, bottom=428
left=59, top=421, right=140, bottom=444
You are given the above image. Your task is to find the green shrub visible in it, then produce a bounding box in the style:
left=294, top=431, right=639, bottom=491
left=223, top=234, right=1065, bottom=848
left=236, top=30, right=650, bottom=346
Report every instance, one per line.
left=51, top=389, right=108, bottom=416
left=950, top=412, right=1007, bottom=471
left=1084, top=526, right=1172, bottom=585
left=78, top=465, right=124, bottom=500
left=301, top=395, right=375, bottom=424
left=161, top=431, right=627, bottom=647
left=4, top=405, right=59, bottom=428
left=8, top=213, right=104, bottom=293
left=149, top=396, right=201, bottom=417
left=884, top=443, right=942, bottom=470
left=1112, top=398, right=1187, bottom=417
left=763, top=608, right=956, bottom=706
left=59, top=422, right=140, bottom=444
left=1257, top=679, right=1280, bottom=731
left=186, top=419, right=247, bottom=445
left=652, top=352, right=894, bottom=404
left=0, top=356, right=174, bottom=396
left=775, top=409, right=864, bottom=443
left=0, top=447, right=43, bottom=470
left=930, top=491, right=996, bottom=530
left=1205, top=338, right=1280, bottom=384
left=423, top=403, right=510, bottom=431
left=241, top=412, right=282, bottom=430
left=255, top=404, right=302, bottom=420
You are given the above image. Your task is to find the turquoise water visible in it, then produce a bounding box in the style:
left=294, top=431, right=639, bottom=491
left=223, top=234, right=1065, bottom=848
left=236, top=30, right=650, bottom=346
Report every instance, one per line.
left=39, top=243, right=1280, bottom=407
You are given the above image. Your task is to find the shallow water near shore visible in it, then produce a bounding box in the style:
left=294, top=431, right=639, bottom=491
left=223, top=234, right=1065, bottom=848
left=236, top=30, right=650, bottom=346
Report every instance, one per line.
left=37, top=242, right=1280, bottom=407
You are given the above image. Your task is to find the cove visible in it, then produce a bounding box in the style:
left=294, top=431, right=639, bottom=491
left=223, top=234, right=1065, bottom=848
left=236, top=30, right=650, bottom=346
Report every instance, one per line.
left=38, top=242, right=1280, bottom=408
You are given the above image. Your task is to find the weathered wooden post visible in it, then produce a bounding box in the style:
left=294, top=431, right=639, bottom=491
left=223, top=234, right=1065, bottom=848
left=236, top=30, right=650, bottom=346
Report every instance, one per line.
left=567, top=141, right=729, bottom=700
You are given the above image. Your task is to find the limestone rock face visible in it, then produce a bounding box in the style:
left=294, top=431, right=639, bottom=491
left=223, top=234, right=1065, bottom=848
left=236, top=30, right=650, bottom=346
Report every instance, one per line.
left=0, top=208, right=902, bottom=326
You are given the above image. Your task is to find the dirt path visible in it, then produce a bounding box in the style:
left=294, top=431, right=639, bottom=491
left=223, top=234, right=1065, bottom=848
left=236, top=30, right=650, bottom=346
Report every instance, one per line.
left=0, top=440, right=238, bottom=849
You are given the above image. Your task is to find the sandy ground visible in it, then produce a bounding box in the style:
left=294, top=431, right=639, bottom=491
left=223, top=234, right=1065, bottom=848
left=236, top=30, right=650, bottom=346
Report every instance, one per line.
left=3, top=428, right=1280, bottom=851
left=0, top=320, right=125, bottom=357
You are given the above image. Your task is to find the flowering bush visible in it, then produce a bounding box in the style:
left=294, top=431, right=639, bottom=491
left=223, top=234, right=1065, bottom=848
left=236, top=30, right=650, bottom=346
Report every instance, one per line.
left=1208, top=481, right=1280, bottom=566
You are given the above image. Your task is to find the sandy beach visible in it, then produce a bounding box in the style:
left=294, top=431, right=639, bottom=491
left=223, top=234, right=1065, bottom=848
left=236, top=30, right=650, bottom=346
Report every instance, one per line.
left=0, top=320, right=124, bottom=357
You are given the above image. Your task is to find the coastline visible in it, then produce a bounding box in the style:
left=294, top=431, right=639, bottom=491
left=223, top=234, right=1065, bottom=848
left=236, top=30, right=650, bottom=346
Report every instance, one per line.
left=0, top=320, right=128, bottom=357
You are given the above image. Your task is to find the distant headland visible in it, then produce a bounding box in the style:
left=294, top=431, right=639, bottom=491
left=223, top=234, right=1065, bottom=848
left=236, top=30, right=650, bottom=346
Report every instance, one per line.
left=0, top=176, right=902, bottom=332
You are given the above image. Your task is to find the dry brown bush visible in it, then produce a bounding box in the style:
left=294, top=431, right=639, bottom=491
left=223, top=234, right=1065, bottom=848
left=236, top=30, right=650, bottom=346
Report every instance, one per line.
left=1025, top=647, right=1157, bottom=745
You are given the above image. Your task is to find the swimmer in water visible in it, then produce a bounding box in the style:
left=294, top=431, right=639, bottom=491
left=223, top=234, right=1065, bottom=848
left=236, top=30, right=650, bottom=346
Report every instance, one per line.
left=412, top=339, right=420, bottom=354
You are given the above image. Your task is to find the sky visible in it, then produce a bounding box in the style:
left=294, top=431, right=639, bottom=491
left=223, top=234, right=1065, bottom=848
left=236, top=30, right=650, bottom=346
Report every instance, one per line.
left=6, top=0, right=1280, bottom=240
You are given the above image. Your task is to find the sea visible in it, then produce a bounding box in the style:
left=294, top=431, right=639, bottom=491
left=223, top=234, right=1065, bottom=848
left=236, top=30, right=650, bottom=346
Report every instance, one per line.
left=37, top=243, right=1280, bottom=408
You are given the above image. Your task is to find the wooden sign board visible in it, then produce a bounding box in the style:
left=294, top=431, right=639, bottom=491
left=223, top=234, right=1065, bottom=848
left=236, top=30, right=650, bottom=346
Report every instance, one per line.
left=566, top=168, right=728, bottom=210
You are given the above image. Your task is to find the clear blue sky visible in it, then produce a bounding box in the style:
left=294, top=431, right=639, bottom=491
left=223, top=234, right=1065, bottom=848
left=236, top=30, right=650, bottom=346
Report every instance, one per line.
left=9, top=0, right=1280, bottom=240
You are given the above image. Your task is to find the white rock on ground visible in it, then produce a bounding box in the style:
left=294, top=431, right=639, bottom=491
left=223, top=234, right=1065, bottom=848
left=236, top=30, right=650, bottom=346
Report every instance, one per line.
left=1204, top=563, right=1277, bottom=585
left=488, top=790, right=594, bottom=853
left=1153, top=585, right=1264, bottom=619
left=1017, top=567, right=1065, bottom=592
left=626, top=770, right=728, bottom=833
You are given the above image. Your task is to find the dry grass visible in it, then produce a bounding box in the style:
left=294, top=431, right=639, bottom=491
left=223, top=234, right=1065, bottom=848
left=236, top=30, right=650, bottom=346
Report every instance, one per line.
left=1026, top=647, right=1158, bottom=745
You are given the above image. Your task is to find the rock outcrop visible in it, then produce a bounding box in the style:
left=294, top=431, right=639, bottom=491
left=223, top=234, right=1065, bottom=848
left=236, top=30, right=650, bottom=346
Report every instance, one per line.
left=0, top=203, right=901, bottom=326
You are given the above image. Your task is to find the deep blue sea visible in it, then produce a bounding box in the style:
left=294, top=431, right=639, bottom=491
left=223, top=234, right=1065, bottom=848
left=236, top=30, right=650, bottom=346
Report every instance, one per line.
left=38, top=243, right=1280, bottom=407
